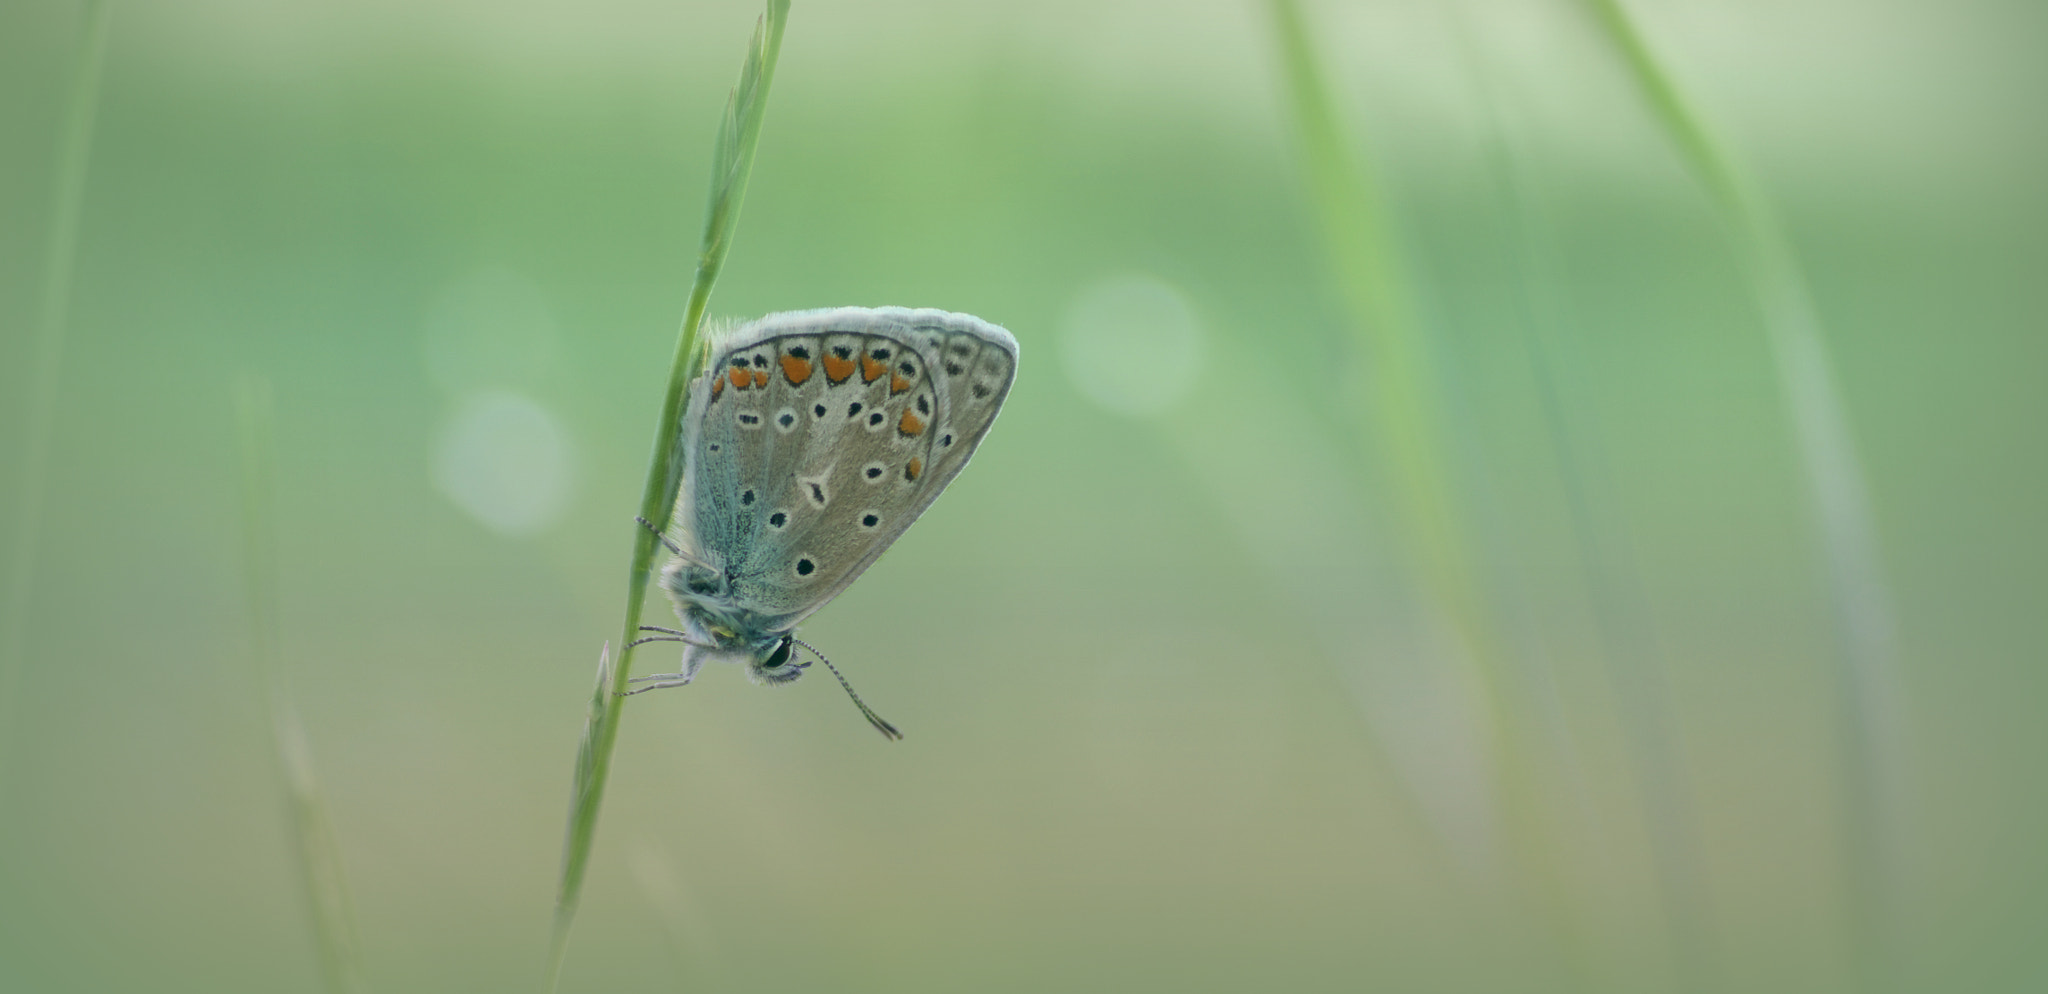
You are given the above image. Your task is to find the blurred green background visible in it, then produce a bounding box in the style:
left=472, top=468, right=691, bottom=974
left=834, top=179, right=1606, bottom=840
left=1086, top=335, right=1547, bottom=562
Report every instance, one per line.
left=2, top=0, right=2043, bottom=991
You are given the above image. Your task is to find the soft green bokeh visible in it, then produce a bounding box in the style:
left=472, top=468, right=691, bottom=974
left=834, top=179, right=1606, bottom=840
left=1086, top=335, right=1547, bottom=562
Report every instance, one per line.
left=1, top=1, right=2043, bottom=992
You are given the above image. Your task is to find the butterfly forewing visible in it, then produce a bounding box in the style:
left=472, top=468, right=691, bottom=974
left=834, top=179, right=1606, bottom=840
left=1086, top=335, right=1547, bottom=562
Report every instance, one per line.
left=676, top=308, right=1016, bottom=631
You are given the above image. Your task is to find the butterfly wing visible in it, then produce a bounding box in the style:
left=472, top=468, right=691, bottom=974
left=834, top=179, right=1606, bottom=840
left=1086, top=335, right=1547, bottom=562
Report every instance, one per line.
left=674, top=307, right=1017, bottom=633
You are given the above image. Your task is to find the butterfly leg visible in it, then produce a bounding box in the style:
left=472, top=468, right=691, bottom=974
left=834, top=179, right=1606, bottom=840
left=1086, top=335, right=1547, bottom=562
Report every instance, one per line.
left=621, top=676, right=694, bottom=695
left=631, top=629, right=715, bottom=651
left=619, top=644, right=707, bottom=695
left=638, top=624, right=707, bottom=640
left=636, top=516, right=723, bottom=574
left=634, top=516, right=685, bottom=556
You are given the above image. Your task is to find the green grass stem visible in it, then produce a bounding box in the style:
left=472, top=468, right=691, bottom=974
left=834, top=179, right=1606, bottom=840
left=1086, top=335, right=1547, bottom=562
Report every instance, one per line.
left=1268, top=0, right=1502, bottom=722
left=1268, top=0, right=1585, bottom=979
left=235, top=374, right=367, bottom=994
left=546, top=2, right=789, bottom=987
left=0, top=0, right=112, bottom=787
left=1581, top=0, right=1911, bottom=981
left=1456, top=15, right=1718, bottom=987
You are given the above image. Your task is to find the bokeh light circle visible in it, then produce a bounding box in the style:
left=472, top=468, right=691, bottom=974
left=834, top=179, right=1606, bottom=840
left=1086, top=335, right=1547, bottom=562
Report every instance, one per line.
left=431, top=391, right=576, bottom=536
left=1058, top=275, right=1205, bottom=417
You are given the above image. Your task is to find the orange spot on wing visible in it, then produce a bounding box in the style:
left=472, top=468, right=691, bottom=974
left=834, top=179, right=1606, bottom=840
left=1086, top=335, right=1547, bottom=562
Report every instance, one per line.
left=860, top=353, right=886, bottom=382
left=822, top=353, right=856, bottom=383
left=890, top=374, right=910, bottom=394
left=712, top=376, right=726, bottom=399
left=751, top=369, right=769, bottom=388
left=906, top=457, right=923, bottom=480
left=780, top=355, right=813, bottom=385
left=729, top=368, right=750, bottom=390
left=899, top=410, right=925, bottom=436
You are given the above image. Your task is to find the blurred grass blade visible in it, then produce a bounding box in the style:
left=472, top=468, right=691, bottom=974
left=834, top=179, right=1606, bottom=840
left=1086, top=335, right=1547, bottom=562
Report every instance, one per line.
left=1269, top=0, right=1588, bottom=980
left=1453, top=13, right=1719, bottom=986
left=1267, top=0, right=1502, bottom=711
left=1268, top=0, right=1519, bottom=828
left=1581, top=0, right=1912, bottom=976
left=554, top=639, right=615, bottom=978
left=547, top=1, right=789, bottom=987
left=0, top=0, right=112, bottom=786
left=235, top=374, right=367, bottom=994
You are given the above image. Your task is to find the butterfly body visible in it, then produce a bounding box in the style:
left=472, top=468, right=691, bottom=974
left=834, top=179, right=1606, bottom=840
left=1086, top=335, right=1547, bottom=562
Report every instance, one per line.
left=641, top=307, right=1018, bottom=705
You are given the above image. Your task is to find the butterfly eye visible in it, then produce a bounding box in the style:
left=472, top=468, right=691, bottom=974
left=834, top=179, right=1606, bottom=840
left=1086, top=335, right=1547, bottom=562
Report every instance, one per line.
left=762, top=641, right=793, bottom=670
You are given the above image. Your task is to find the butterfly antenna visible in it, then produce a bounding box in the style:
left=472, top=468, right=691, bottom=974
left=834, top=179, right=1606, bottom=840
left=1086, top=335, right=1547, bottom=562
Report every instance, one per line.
left=791, top=638, right=902, bottom=741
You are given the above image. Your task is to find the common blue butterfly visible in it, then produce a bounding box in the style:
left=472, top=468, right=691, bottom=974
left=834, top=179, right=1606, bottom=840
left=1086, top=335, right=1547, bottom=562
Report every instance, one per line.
left=628, top=307, right=1018, bottom=738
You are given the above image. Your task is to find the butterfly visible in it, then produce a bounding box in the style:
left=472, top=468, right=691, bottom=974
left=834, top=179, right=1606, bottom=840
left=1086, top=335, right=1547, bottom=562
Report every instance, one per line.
left=627, top=307, right=1018, bottom=739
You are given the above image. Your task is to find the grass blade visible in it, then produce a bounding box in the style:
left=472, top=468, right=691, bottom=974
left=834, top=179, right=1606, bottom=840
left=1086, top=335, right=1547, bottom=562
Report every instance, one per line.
left=1268, top=0, right=1588, bottom=981
left=235, top=374, right=367, bottom=994
left=551, top=639, right=615, bottom=985
left=546, top=1, right=790, bottom=987
left=0, top=0, right=112, bottom=786
left=1267, top=0, right=1504, bottom=716
left=1580, top=0, right=1912, bottom=981
left=1454, top=14, right=1719, bottom=986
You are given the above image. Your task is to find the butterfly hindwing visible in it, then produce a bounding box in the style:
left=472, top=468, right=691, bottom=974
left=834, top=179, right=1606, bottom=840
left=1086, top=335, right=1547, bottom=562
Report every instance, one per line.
left=676, top=308, right=1017, bottom=632
left=920, top=318, right=1017, bottom=482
